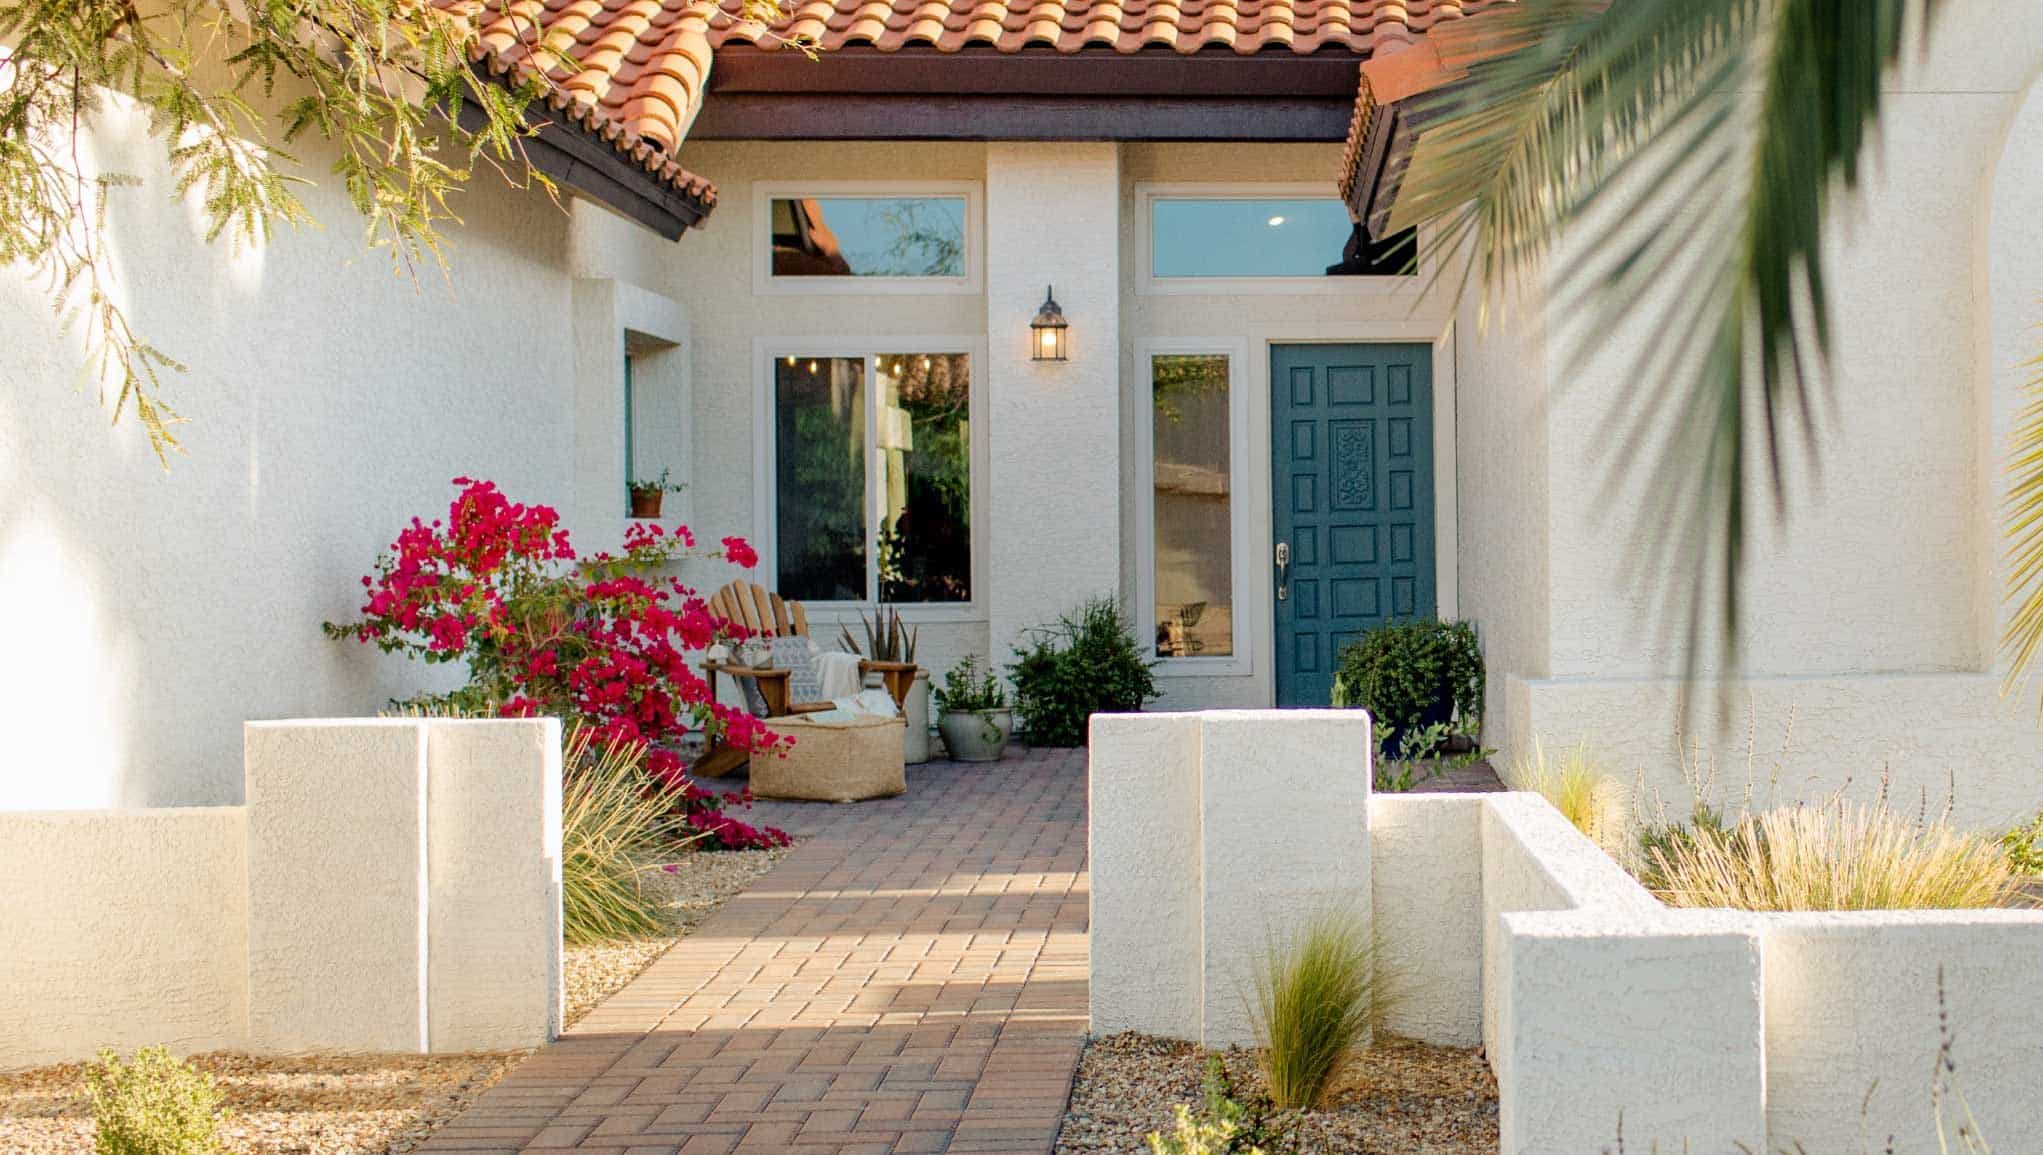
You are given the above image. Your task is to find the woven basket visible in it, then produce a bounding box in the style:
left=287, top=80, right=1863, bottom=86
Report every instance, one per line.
left=750, top=714, right=907, bottom=803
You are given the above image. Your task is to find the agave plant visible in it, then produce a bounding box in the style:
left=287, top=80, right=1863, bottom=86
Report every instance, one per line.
left=839, top=605, right=919, bottom=664
left=1389, top=0, right=1945, bottom=688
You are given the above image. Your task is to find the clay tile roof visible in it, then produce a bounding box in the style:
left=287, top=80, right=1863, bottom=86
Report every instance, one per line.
left=447, top=0, right=1502, bottom=224
left=706, top=0, right=1497, bottom=55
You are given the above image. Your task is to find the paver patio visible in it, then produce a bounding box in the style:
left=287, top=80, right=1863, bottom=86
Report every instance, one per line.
left=420, top=746, right=1089, bottom=1155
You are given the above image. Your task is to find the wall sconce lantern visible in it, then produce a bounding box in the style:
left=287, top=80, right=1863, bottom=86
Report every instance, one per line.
left=1029, top=285, right=1069, bottom=362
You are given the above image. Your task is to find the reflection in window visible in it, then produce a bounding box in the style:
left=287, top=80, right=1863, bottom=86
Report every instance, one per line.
left=1152, top=197, right=1405, bottom=278
left=1152, top=354, right=1233, bottom=658
left=877, top=354, right=972, bottom=603
left=775, top=356, right=866, bottom=601
left=770, top=197, right=967, bottom=278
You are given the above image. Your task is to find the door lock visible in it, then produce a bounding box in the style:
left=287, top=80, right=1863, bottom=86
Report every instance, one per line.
left=1275, top=541, right=1290, bottom=602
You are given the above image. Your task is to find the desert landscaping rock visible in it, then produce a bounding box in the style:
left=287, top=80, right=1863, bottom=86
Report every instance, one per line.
left=0, top=1051, right=522, bottom=1155
left=1055, top=1031, right=1498, bottom=1155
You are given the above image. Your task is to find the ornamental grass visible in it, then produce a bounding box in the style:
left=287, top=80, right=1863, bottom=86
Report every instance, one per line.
left=1252, top=913, right=1377, bottom=1111
left=1646, top=799, right=2024, bottom=912
left=562, top=724, right=700, bottom=944
left=1511, top=739, right=1630, bottom=853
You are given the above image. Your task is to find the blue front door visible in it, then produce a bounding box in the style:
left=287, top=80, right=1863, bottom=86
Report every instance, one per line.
left=1271, top=343, right=1436, bottom=707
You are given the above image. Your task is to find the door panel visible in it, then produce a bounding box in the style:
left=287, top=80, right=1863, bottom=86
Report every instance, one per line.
left=1271, top=343, right=1435, bottom=707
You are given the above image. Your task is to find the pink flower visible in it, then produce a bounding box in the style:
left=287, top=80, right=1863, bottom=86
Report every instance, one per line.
left=721, top=537, right=759, bottom=569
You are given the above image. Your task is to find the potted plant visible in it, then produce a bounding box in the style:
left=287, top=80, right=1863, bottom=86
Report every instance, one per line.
left=628, top=469, right=684, bottom=519
left=935, top=654, right=1012, bottom=763
left=1330, top=618, right=1484, bottom=755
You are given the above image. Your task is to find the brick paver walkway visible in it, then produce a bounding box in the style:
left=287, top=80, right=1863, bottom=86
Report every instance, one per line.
left=421, top=747, right=1089, bottom=1155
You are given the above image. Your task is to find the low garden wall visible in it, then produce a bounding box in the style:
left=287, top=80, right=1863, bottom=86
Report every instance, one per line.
left=0, top=718, right=562, bottom=1070
left=1089, top=711, right=2043, bottom=1154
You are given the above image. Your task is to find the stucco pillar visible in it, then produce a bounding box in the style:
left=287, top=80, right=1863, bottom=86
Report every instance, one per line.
left=984, top=143, right=1121, bottom=660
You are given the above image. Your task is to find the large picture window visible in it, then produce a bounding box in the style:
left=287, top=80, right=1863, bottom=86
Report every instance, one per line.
left=1149, top=353, right=1236, bottom=661
left=771, top=350, right=974, bottom=605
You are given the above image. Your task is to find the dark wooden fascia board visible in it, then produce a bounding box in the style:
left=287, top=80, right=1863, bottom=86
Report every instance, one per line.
left=688, top=93, right=1354, bottom=141
left=707, top=45, right=1368, bottom=98
left=458, top=95, right=710, bottom=241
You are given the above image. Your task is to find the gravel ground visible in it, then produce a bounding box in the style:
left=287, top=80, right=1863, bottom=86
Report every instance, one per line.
left=0, top=844, right=792, bottom=1154
left=0, top=1052, right=521, bottom=1155
left=1056, top=1032, right=1498, bottom=1155
left=564, top=843, right=793, bottom=1025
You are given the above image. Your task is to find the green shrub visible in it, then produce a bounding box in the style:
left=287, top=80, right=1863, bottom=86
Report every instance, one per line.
left=1253, top=914, right=1376, bottom=1111
left=1330, top=619, right=1483, bottom=748
left=2003, top=810, right=2043, bottom=876
left=934, top=653, right=1007, bottom=714
left=1147, top=1056, right=1290, bottom=1155
left=86, top=1047, right=225, bottom=1155
left=1008, top=596, right=1159, bottom=747
left=562, top=723, right=698, bottom=944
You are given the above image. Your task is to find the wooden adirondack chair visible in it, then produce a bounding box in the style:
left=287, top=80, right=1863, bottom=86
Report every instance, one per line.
left=694, top=581, right=824, bottom=778
left=708, top=580, right=809, bottom=639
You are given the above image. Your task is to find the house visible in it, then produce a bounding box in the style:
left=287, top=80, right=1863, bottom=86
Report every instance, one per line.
left=2, top=0, right=2039, bottom=824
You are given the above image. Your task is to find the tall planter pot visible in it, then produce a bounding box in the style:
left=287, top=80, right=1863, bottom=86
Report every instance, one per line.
left=939, top=709, right=1012, bottom=763
left=904, top=670, right=932, bottom=765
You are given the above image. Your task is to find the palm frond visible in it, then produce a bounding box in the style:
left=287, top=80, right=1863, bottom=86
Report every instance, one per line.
left=2001, top=333, right=2043, bottom=706
left=1393, top=0, right=1927, bottom=685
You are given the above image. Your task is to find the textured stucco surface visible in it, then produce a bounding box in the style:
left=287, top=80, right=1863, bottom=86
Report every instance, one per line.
left=1087, top=713, right=1203, bottom=1040
left=0, top=87, right=583, bottom=812
left=244, top=721, right=430, bottom=1053
left=1368, top=794, right=1482, bottom=1045
left=0, top=808, right=249, bottom=1068
left=1087, top=709, right=1372, bottom=1048
left=1198, top=710, right=1372, bottom=1047
left=1498, top=910, right=1765, bottom=1155
left=425, top=719, right=565, bottom=1051
left=986, top=143, right=1123, bottom=662
left=1513, top=671, right=2043, bottom=828
left=1762, top=912, right=2043, bottom=1151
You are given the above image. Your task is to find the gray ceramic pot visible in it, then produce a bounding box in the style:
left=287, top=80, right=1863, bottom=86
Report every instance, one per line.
left=938, top=708, right=1012, bottom=763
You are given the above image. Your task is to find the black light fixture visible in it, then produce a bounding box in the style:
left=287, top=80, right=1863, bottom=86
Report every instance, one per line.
left=1029, top=285, right=1068, bottom=362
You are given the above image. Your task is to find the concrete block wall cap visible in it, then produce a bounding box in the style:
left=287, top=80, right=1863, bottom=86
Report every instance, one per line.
left=1756, top=909, right=2043, bottom=930
left=1483, top=792, right=1661, bottom=915
left=1504, top=907, right=1764, bottom=940
left=244, top=718, right=431, bottom=730
left=7, top=804, right=247, bottom=819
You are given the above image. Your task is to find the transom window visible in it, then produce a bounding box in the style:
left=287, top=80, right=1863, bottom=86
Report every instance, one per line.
left=1140, top=186, right=1417, bottom=289
left=756, top=184, right=982, bottom=293
left=771, top=350, right=974, bottom=604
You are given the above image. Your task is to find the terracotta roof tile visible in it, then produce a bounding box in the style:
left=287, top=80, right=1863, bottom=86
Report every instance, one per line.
left=708, top=0, right=1501, bottom=55
left=447, top=0, right=1501, bottom=221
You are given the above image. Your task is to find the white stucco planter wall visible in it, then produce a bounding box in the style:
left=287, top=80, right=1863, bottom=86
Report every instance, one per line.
left=1090, top=711, right=2043, bottom=1154
left=0, top=717, right=561, bottom=1070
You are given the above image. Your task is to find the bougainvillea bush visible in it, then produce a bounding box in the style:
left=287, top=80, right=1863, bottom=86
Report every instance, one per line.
left=324, top=478, right=790, bottom=850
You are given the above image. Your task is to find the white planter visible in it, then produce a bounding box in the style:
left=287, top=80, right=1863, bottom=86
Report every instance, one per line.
left=939, top=709, right=1013, bottom=763
left=904, top=670, right=932, bottom=765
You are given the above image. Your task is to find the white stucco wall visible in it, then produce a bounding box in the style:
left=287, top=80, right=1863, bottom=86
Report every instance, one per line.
left=0, top=88, right=586, bottom=810
left=0, top=808, right=249, bottom=1067
left=1, top=718, right=562, bottom=1069
left=1495, top=7, right=2043, bottom=819
left=1369, top=794, right=1482, bottom=1045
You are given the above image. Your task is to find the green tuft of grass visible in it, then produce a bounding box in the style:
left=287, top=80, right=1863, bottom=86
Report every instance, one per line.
left=1511, top=739, right=1630, bottom=852
left=561, top=724, right=701, bottom=945
left=1252, top=913, right=1376, bottom=1111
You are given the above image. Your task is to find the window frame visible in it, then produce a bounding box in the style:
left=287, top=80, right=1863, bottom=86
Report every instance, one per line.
left=1135, top=182, right=1418, bottom=298
left=752, top=335, right=989, bottom=623
left=1135, top=337, right=1255, bottom=676
left=753, top=182, right=985, bottom=296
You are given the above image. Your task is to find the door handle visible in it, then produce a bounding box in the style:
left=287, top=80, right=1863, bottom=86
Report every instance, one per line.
left=1275, top=541, right=1290, bottom=602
